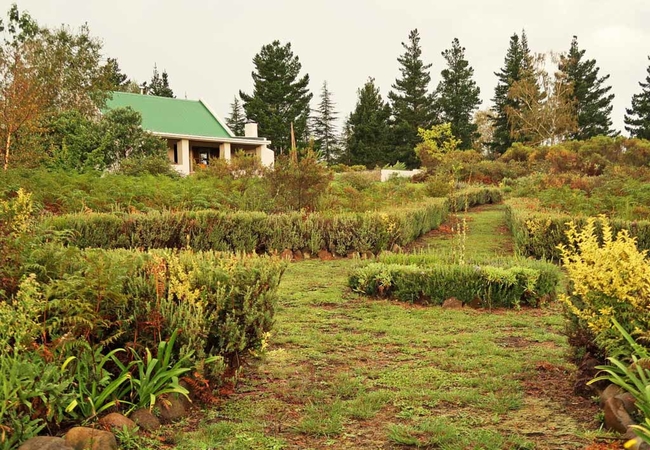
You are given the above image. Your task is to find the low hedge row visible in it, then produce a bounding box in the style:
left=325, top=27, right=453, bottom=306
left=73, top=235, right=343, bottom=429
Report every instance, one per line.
left=26, top=244, right=287, bottom=364
left=349, top=253, right=561, bottom=308
left=41, top=188, right=502, bottom=255
left=505, top=198, right=650, bottom=261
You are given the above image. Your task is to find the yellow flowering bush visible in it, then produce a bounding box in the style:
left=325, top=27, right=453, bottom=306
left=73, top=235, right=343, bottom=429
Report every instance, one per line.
left=559, top=216, right=650, bottom=356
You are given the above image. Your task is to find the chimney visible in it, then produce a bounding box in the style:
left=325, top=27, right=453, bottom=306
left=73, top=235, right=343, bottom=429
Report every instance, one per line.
left=244, top=122, right=258, bottom=138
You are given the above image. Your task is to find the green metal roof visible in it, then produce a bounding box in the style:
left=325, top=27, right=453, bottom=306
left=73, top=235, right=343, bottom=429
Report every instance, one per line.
left=104, top=92, right=233, bottom=139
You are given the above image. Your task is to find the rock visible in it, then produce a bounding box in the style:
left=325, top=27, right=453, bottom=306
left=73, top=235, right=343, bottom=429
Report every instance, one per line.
left=347, top=251, right=360, bottom=259
left=600, top=384, right=623, bottom=407
left=391, top=244, right=401, bottom=253
left=280, top=249, right=293, bottom=260
left=467, top=297, right=482, bottom=309
left=442, top=297, right=463, bottom=309
left=64, top=427, right=117, bottom=450
left=363, top=251, right=374, bottom=260
left=317, top=249, right=334, bottom=261
left=603, top=396, right=635, bottom=434
left=293, top=250, right=304, bottom=261
left=129, top=408, right=161, bottom=432
left=616, top=392, right=639, bottom=416
left=574, top=353, right=602, bottom=396
left=98, top=413, right=137, bottom=433
left=19, top=437, right=74, bottom=450
left=158, top=394, right=189, bottom=423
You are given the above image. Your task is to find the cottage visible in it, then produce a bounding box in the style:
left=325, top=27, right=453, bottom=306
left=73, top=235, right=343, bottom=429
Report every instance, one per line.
left=105, top=92, right=273, bottom=175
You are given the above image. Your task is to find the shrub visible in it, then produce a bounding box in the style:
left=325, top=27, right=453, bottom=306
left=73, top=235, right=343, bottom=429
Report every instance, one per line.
left=0, top=189, right=35, bottom=298
left=349, top=255, right=560, bottom=308
left=266, top=149, right=333, bottom=212
left=23, top=246, right=287, bottom=368
left=505, top=198, right=650, bottom=261
left=559, top=217, right=650, bottom=358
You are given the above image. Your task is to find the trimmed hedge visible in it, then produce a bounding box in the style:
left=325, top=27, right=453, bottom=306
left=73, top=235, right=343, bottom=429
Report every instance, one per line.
left=41, top=187, right=503, bottom=255
left=26, top=245, right=287, bottom=363
left=349, top=253, right=561, bottom=308
left=505, top=198, right=650, bottom=261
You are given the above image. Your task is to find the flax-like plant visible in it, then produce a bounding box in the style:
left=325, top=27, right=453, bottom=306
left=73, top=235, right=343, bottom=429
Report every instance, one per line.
left=590, top=318, right=650, bottom=445
left=129, top=329, right=192, bottom=410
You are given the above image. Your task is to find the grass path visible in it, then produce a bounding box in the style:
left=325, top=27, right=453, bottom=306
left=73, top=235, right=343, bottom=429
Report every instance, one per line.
left=172, top=205, right=602, bottom=449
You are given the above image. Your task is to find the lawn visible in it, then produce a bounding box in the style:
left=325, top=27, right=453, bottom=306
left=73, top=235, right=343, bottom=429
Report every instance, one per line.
left=155, top=206, right=602, bottom=449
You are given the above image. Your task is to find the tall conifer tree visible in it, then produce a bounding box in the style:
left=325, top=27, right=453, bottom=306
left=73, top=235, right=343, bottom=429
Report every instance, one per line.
left=559, top=36, right=615, bottom=139
left=240, top=41, right=312, bottom=152
left=226, top=97, right=246, bottom=136
left=142, top=64, right=174, bottom=98
left=346, top=78, right=392, bottom=168
left=624, top=56, right=650, bottom=139
left=490, top=31, right=538, bottom=154
left=436, top=38, right=482, bottom=149
left=313, top=81, right=339, bottom=164
left=388, top=29, right=436, bottom=167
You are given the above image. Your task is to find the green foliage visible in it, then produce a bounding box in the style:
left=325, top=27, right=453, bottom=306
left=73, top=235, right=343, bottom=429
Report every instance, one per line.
left=491, top=31, right=537, bottom=154
left=142, top=64, right=174, bottom=98
left=559, top=36, right=616, bottom=140
left=239, top=40, right=312, bottom=152
left=43, top=195, right=464, bottom=255
left=65, top=346, right=133, bottom=420
left=349, top=254, right=560, bottom=308
left=0, top=189, right=35, bottom=298
left=415, top=123, right=461, bottom=170
left=47, top=107, right=168, bottom=172
left=388, top=29, right=437, bottom=168
left=505, top=198, right=650, bottom=261
left=436, top=38, right=482, bottom=149
left=265, top=149, right=333, bottom=212
left=225, top=97, right=246, bottom=136
left=343, top=78, right=392, bottom=167
left=313, top=81, right=339, bottom=164
left=625, top=56, right=650, bottom=140
left=127, top=329, right=192, bottom=410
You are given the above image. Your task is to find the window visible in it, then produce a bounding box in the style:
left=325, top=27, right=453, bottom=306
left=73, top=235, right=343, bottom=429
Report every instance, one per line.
left=172, top=143, right=179, bottom=164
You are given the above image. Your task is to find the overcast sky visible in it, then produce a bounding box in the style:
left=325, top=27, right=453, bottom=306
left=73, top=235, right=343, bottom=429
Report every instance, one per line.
left=11, top=0, right=650, bottom=134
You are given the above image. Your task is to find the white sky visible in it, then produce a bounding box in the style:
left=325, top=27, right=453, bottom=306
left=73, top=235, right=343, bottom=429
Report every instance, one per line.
left=9, top=0, right=650, bottom=134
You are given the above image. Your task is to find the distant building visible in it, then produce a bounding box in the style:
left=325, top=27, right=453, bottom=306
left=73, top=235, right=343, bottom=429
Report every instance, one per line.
left=105, top=92, right=273, bottom=175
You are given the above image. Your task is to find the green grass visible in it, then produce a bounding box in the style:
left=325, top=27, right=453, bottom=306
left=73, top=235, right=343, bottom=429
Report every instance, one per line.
left=155, top=206, right=600, bottom=449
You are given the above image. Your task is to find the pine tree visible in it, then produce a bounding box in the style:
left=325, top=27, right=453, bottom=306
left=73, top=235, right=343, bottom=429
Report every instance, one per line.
left=142, top=64, right=174, bottom=98
left=624, top=56, right=650, bottom=139
left=226, top=97, right=246, bottom=136
left=345, top=78, right=392, bottom=168
left=490, top=31, right=538, bottom=154
left=559, top=36, right=615, bottom=140
left=388, top=29, right=437, bottom=167
left=313, top=81, right=339, bottom=164
left=240, top=40, right=312, bottom=153
left=436, top=38, right=482, bottom=150
left=102, top=58, right=129, bottom=91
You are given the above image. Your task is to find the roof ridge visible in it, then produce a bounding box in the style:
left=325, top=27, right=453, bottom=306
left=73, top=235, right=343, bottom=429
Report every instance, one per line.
left=110, top=91, right=201, bottom=103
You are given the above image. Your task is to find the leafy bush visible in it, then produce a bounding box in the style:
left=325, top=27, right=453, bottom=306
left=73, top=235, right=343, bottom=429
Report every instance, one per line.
left=266, top=149, right=333, bottom=212
left=349, top=254, right=560, bottom=308
left=23, top=246, right=286, bottom=368
left=559, top=217, right=650, bottom=357
left=0, top=189, right=35, bottom=298
left=505, top=198, right=650, bottom=261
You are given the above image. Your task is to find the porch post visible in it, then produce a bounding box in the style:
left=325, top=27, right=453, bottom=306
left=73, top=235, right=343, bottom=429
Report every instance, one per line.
left=219, top=142, right=231, bottom=161
left=179, top=139, right=191, bottom=175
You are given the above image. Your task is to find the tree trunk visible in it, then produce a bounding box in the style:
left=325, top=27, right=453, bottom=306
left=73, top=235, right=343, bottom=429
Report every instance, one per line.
left=3, top=133, right=10, bottom=171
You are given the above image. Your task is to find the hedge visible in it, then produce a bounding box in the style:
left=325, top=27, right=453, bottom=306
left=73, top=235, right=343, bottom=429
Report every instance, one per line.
left=505, top=198, right=650, bottom=261
left=41, top=188, right=502, bottom=255
left=25, top=245, right=287, bottom=364
left=349, top=253, right=561, bottom=308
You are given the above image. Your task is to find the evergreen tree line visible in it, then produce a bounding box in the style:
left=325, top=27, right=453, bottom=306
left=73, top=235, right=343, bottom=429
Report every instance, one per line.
left=224, top=30, right=650, bottom=168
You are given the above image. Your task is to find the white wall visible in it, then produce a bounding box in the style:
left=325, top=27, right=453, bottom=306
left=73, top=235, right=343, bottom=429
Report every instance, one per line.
left=380, top=169, right=422, bottom=182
